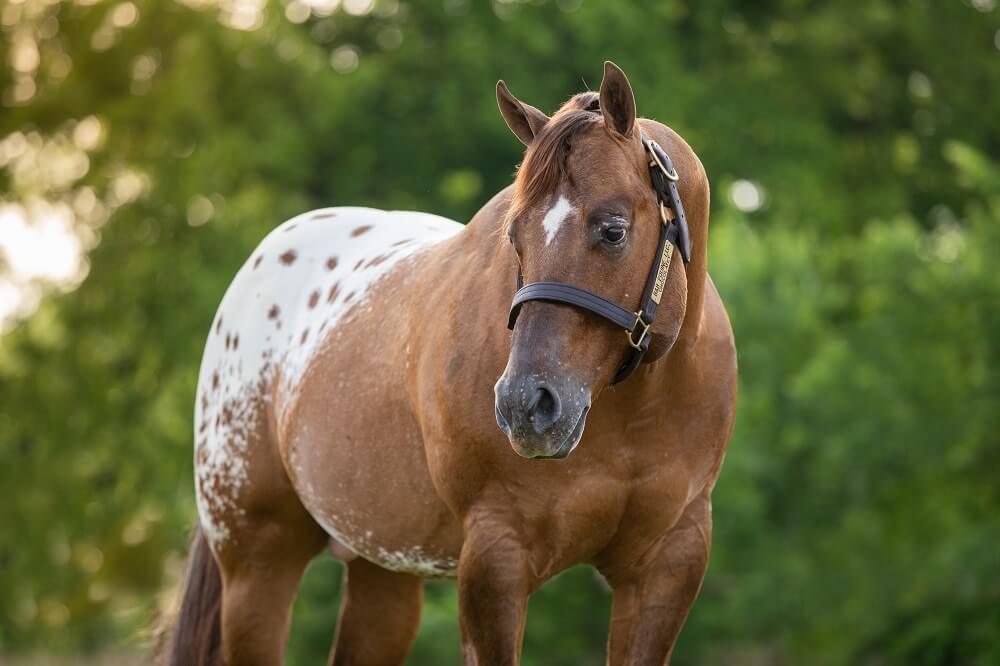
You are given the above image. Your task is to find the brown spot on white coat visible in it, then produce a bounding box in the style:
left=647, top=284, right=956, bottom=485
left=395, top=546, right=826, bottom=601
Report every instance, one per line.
left=365, top=252, right=396, bottom=268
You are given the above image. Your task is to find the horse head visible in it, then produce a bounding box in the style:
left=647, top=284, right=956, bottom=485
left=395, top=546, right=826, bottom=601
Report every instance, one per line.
left=494, top=62, right=694, bottom=459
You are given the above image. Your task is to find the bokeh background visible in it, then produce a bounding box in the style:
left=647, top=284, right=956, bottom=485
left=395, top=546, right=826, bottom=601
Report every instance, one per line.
left=1, top=0, right=999, bottom=663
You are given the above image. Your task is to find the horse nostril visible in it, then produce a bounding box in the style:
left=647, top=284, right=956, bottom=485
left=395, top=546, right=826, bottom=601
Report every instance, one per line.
left=527, top=385, right=561, bottom=433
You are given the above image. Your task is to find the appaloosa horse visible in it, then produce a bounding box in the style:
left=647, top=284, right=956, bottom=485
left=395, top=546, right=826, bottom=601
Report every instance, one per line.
left=168, top=62, right=736, bottom=666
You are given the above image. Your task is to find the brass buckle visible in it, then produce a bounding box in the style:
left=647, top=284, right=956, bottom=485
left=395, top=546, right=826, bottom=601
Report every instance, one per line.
left=627, top=310, right=651, bottom=350
left=646, top=139, right=679, bottom=182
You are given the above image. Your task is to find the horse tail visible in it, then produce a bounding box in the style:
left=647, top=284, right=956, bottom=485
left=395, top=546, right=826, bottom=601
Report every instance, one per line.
left=166, top=526, right=223, bottom=666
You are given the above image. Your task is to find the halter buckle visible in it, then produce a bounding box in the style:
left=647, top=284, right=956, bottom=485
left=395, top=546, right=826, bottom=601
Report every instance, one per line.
left=627, top=310, right=651, bottom=350
left=645, top=139, right=679, bottom=182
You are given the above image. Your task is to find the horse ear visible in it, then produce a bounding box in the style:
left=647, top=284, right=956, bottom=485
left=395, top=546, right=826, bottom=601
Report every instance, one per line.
left=496, top=80, right=550, bottom=146
left=599, top=61, right=636, bottom=138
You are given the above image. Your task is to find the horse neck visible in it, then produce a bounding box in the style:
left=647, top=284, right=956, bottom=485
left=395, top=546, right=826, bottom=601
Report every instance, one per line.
left=411, top=187, right=519, bottom=361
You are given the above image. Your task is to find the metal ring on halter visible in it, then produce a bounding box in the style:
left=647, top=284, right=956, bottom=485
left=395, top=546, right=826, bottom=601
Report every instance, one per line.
left=646, top=142, right=679, bottom=181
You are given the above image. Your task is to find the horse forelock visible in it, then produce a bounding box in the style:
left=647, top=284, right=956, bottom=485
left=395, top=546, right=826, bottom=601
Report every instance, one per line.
left=503, top=93, right=604, bottom=237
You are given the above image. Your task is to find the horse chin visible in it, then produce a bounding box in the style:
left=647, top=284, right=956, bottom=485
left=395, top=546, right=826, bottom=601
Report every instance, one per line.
left=509, top=406, right=589, bottom=460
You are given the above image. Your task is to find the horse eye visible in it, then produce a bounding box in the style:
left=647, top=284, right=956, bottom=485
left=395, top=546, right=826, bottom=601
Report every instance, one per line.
left=602, top=226, right=627, bottom=245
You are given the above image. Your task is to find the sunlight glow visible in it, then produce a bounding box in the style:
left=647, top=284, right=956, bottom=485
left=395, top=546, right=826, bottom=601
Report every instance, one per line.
left=301, top=0, right=340, bottom=17
left=0, top=203, right=83, bottom=283
left=342, top=0, right=374, bottom=16
left=223, top=0, right=266, bottom=30
left=110, top=1, right=138, bottom=28
left=0, top=201, right=89, bottom=331
left=730, top=179, right=766, bottom=212
left=284, top=0, right=310, bottom=22
left=330, top=44, right=359, bottom=73
left=72, top=116, right=105, bottom=151
left=11, top=33, right=40, bottom=73
left=0, top=121, right=121, bottom=333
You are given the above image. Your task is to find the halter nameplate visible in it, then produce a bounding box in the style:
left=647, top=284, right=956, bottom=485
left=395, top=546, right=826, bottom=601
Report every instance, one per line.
left=650, top=240, right=674, bottom=305
left=507, top=131, right=691, bottom=385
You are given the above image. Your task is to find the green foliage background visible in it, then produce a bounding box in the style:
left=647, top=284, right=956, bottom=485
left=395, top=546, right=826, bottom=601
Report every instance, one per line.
left=1, top=0, right=998, bottom=663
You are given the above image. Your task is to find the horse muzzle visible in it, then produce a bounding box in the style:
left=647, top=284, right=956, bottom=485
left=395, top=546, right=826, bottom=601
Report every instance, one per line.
left=494, top=374, right=591, bottom=459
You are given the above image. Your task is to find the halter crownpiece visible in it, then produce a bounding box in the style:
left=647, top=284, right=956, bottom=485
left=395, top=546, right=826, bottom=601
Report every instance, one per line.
left=507, top=131, right=692, bottom=385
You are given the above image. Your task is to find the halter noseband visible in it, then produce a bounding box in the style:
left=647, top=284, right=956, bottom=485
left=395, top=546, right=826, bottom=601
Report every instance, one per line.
left=506, top=132, right=692, bottom=385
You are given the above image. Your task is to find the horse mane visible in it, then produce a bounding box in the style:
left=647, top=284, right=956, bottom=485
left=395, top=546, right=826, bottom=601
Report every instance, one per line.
left=504, top=92, right=603, bottom=235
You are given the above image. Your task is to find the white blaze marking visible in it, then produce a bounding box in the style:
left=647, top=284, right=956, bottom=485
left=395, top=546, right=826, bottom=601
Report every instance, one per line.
left=541, top=195, right=574, bottom=246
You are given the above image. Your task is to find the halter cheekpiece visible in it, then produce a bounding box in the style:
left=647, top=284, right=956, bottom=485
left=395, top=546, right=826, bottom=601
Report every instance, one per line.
left=507, top=132, right=692, bottom=385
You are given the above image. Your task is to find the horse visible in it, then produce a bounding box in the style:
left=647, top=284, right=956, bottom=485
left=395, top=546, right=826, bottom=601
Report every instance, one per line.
left=167, top=61, right=737, bottom=666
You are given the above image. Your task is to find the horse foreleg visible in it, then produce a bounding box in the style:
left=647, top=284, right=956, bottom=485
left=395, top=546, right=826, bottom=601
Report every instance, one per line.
left=328, top=557, right=423, bottom=666
left=603, top=492, right=713, bottom=666
left=457, top=510, right=530, bottom=665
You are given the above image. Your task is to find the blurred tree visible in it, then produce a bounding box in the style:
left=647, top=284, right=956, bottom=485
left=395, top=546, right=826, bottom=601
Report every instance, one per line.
left=0, top=0, right=997, bottom=663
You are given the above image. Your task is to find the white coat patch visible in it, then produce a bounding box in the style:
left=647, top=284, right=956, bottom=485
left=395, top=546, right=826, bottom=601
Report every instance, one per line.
left=193, top=207, right=462, bottom=548
left=541, top=195, right=574, bottom=246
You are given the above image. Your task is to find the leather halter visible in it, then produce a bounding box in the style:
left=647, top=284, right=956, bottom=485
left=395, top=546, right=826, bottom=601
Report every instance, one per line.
left=507, top=132, right=692, bottom=385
